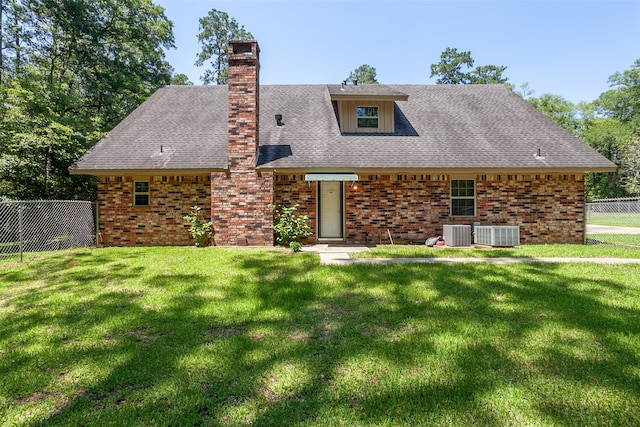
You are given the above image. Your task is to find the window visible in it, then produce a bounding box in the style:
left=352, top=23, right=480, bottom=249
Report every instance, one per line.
left=134, top=181, right=150, bottom=206
left=451, top=179, right=475, bottom=216
left=357, top=106, right=379, bottom=128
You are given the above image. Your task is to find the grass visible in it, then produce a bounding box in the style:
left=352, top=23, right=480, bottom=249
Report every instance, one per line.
left=1, top=246, right=640, bottom=426
left=586, top=234, right=640, bottom=246
left=353, top=243, right=640, bottom=259
left=587, top=212, right=640, bottom=227
left=0, top=249, right=66, bottom=267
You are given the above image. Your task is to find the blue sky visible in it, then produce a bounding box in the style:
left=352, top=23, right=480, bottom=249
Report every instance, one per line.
left=155, top=0, right=639, bottom=104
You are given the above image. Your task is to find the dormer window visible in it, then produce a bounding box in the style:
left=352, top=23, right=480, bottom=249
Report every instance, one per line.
left=328, top=84, right=408, bottom=134
left=357, top=106, right=379, bottom=129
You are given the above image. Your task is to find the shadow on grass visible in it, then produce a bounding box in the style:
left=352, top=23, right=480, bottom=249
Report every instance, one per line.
left=1, top=248, right=639, bottom=425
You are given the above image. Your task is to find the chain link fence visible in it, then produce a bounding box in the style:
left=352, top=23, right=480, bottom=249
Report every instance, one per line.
left=586, top=197, right=640, bottom=246
left=0, top=200, right=97, bottom=262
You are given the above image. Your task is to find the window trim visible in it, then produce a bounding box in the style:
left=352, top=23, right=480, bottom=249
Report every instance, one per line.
left=450, top=179, right=476, bottom=217
left=133, top=180, right=150, bottom=207
left=356, top=106, right=379, bottom=129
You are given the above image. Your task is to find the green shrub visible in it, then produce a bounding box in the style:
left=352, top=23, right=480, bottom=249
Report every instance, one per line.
left=271, top=204, right=312, bottom=251
left=289, top=241, right=303, bottom=253
left=183, top=205, right=212, bottom=247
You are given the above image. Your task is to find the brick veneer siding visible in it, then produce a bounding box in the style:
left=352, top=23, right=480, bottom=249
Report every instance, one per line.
left=273, top=175, right=317, bottom=243
left=211, top=171, right=274, bottom=246
left=274, top=173, right=585, bottom=245
left=97, top=175, right=211, bottom=246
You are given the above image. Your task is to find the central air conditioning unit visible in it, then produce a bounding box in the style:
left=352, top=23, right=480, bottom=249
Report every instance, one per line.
left=443, top=224, right=472, bottom=247
left=474, top=226, right=520, bottom=247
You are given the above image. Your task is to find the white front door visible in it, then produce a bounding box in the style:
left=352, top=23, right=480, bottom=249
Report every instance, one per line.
left=319, top=181, right=343, bottom=239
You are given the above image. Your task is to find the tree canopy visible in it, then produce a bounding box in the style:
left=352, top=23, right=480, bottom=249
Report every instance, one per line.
left=346, top=64, right=378, bottom=84
left=430, top=47, right=509, bottom=85
left=526, top=94, right=579, bottom=134
left=521, top=59, right=640, bottom=199
left=581, top=59, right=640, bottom=198
left=171, top=73, right=194, bottom=85
left=0, top=0, right=175, bottom=200
left=597, top=59, right=640, bottom=129
left=195, top=9, right=253, bottom=85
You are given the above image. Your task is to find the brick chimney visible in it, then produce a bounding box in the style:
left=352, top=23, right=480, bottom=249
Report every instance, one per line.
left=211, top=40, right=274, bottom=246
left=227, top=40, right=260, bottom=171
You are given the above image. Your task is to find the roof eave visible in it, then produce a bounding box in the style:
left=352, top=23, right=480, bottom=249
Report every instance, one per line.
left=257, top=166, right=618, bottom=174
left=68, top=167, right=225, bottom=176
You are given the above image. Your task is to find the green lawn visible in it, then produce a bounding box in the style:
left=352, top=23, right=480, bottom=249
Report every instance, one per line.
left=2, top=247, right=640, bottom=426
left=0, top=249, right=63, bottom=266
left=587, top=211, right=640, bottom=227
left=354, top=243, right=640, bottom=259
left=586, top=234, right=640, bottom=246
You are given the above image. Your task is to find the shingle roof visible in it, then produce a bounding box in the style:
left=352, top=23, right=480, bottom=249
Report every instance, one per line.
left=71, top=84, right=616, bottom=174
left=71, top=85, right=229, bottom=173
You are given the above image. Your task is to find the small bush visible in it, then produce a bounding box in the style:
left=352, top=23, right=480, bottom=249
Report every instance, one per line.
left=183, top=205, right=212, bottom=247
left=289, top=241, right=303, bottom=253
left=271, top=204, right=312, bottom=251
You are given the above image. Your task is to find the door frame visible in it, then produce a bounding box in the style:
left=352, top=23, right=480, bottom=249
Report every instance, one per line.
left=317, top=181, right=345, bottom=240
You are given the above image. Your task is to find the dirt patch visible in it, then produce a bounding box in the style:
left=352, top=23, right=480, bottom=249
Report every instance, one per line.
left=288, top=329, right=310, bottom=341
left=16, top=390, right=55, bottom=406
left=127, top=328, right=163, bottom=344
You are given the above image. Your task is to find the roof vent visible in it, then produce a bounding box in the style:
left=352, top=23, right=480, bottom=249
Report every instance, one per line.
left=275, top=114, right=284, bottom=126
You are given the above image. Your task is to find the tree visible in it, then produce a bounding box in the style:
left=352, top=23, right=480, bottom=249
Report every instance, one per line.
left=1, top=0, right=32, bottom=80
left=430, top=48, right=474, bottom=84
left=195, top=9, right=252, bottom=85
left=430, top=47, right=509, bottom=85
left=619, top=134, right=640, bottom=195
left=171, top=73, right=193, bottom=85
left=527, top=94, right=579, bottom=134
left=597, top=58, right=640, bottom=128
left=579, top=59, right=640, bottom=198
left=346, top=64, right=378, bottom=84
left=0, top=0, right=175, bottom=200
left=516, top=82, right=535, bottom=99
left=578, top=113, right=629, bottom=199
left=1, top=0, right=4, bottom=84
left=468, top=64, right=509, bottom=85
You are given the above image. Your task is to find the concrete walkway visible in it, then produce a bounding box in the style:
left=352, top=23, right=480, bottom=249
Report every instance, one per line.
left=301, top=244, right=640, bottom=266
left=300, top=244, right=370, bottom=265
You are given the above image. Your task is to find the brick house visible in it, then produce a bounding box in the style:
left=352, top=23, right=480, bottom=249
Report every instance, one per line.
left=70, top=40, right=615, bottom=246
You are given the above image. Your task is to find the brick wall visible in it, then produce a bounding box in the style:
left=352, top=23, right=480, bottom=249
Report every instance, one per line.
left=274, top=173, right=585, bottom=245
left=211, top=171, right=274, bottom=246
left=477, top=173, right=585, bottom=244
left=97, top=175, right=211, bottom=246
left=273, top=174, right=317, bottom=244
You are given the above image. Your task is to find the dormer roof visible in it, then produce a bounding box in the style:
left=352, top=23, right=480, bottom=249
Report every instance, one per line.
left=328, top=84, right=409, bottom=101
